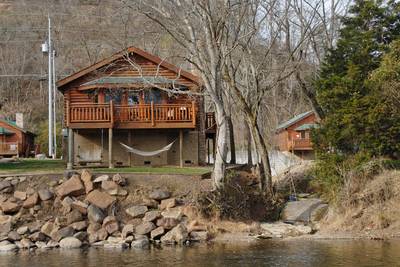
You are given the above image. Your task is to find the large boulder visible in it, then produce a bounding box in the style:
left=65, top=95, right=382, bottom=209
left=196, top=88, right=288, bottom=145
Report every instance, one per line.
left=86, top=190, right=116, bottom=210
left=135, top=222, right=156, bottom=235
left=22, top=192, right=39, bottom=208
left=149, top=189, right=171, bottom=201
left=81, top=170, right=94, bottom=194
left=101, top=180, right=118, bottom=191
left=87, top=205, right=105, bottom=223
left=66, top=210, right=83, bottom=225
left=0, top=181, right=12, bottom=192
left=38, top=189, right=54, bottom=201
left=59, top=237, right=82, bottom=248
left=93, top=175, right=109, bottom=183
left=121, top=224, right=134, bottom=238
left=161, top=208, right=183, bottom=220
left=125, top=205, right=148, bottom=218
left=1, top=201, right=20, bottom=214
left=52, top=226, right=74, bottom=242
left=0, top=241, right=18, bottom=252
left=143, top=210, right=161, bottom=222
left=150, top=226, right=165, bottom=239
left=281, top=199, right=327, bottom=223
left=41, top=221, right=58, bottom=237
left=159, top=198, right=177, bottom=210
left=13, top=191, right=27, bottom=201
left=156, top=218, right=179, bottom=230
left=56, top=175, right=85, bottom=198
left=102, top=216, right=119, bottom=234
left=160, top=224, right=188, bottom=244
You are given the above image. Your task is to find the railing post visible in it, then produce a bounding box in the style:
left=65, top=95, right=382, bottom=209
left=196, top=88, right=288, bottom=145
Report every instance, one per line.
left=151, top=101, right=155, bottom=126
left=66, top=100, right=70, bottom=127
left=192, top=101, right=196, bottom=127
left=110, top=100, right=114, bottom=126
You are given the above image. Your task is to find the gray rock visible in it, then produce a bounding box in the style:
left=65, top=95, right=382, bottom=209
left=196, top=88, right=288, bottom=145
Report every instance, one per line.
left=189, top=231, right=208, bottom=242
left=0, top=181, right=12, bottom=192
left=66, top=210, right=83, bottom=225
left=59, top=237, right=82, bottom=248
left=102, top=216, right=119, bottom=234
left=161, top=208, right=183, bottom=220
left=52, top=226, right=74, bottom=242
left=0, top=240, right=18, bottom=251
left=150, top=226, right=165, bottom=240
left=29, top=231, right=46, bottom=242
left=87, top=205, right=105, bottom=223
left=135, top=222, right=156, bottom=235
left=93, top=175, right=109, bottom=183
left=7, top=231, right=21, bottom=241
left=73, top=231, right=88, bottom=241
left=121, top=224, right=134, bottom=238
left=38, top=189, right=53, bottom=201
left=125, top=205, right=148, bottom=218
left=281, top=199, right=326, bottom=223
left=143, top=210, right=161, bottom=222
left=160, top=224, right=188, bottom=244
left=112, top=174, right=127, bottom=186
left=131, top=237, right=149, bottom=249
left=16, top=226, right=29, bottom=235
left=149, top=189, right=171, bottom=201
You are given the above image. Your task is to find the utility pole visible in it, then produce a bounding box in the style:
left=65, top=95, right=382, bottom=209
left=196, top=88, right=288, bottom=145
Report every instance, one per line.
left=47, top=15, right=53, bottom=158
left=52, top=49, right=57, bottom=159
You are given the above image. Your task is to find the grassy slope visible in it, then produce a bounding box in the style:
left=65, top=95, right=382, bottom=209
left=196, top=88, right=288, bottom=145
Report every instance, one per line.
left=0, top=159, right=211, bottom=175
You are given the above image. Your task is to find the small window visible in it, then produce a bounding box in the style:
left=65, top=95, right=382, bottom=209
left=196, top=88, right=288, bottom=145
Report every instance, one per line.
left=300, top=131, right=306, bottom=139
left=144, top=89, right=162, bottom=104
left=144, top=161, right=151, bottom=165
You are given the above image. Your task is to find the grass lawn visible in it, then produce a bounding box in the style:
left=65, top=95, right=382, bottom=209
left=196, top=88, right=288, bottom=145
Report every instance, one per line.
left=0, top=159, right=211, bottom=176
left=0, top=159, right=65, bottom=174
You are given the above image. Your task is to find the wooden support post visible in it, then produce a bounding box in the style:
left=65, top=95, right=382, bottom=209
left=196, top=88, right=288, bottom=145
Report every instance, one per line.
left=207, top=138, right=210, bottom=164
left=212, top=135, right=216, bottom=163
left=192, top=101, right=196, bottom=127
left=128, top=130, right=132, bottom=167
left=108, top=128, right=114, bottom=169
left=179, top=129, right=183, bottom=168
left=67, top=128, right=74, bottom=170
left=151, top=101, right=155, bottom=126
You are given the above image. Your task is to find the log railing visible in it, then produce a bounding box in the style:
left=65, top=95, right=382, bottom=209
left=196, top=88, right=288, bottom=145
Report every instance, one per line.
left=67, top=102, right=196, bottom=128
left=291, top=138, right=312, bottom=150
left=69, top=103, right=111, bottom=123
left=0, top=142, right=19, bottom=155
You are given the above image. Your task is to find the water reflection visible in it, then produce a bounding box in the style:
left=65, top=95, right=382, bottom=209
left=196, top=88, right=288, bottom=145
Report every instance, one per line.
left=1, top=240, right=400, bottom=267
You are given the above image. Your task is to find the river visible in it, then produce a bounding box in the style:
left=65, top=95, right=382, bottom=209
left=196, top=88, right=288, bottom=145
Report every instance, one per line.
left=1, top=239, right=400, bottom=267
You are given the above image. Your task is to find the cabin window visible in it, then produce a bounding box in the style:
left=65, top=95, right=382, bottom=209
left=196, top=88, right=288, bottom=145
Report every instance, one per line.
left=128, top=91, right=139, bottom=105
left=105, top=90, right=123, bottom=104
left=144, top=89, right=162, bottom=104
left=300, top=130, right=306, bottom=139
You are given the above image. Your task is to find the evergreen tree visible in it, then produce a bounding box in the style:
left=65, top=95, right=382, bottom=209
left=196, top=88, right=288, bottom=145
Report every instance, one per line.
left=314, top=0, right=400, bottom=158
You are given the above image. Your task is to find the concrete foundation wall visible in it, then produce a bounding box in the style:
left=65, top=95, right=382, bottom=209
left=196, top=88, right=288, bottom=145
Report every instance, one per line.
left=73, top=129, right=200, bottom=166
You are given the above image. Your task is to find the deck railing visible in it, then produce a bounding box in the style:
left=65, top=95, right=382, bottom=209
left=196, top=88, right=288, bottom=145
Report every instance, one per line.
left=67, top=102, right=196, bottom=128
left=0, top=142, right=19, bottom=155
left=291, top=138, right=312, bottom=150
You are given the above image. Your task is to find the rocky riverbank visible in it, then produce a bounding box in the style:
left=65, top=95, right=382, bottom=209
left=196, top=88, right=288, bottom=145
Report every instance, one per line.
left=0, top=170, right=210, bottom=252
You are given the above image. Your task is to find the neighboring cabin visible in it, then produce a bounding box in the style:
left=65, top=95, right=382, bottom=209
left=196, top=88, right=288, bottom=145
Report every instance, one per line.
left=274, top=111, right=318, bottom=160
left=57, top=46, right=216, bottom=169
left=0, top=118, right=36, bottom=158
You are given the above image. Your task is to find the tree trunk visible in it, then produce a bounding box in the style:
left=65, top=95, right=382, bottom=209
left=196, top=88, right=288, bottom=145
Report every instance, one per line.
left=245, top=120, right=253, bottom=166
left=247, top=118, right=273, bottom=196
left=227, top=115, right=236, bottom=164
left=212, top=104, right=229, bottom=190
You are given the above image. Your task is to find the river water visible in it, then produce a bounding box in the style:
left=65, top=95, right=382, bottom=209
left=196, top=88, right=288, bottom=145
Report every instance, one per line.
left=1, top=239, right=400, bottom=267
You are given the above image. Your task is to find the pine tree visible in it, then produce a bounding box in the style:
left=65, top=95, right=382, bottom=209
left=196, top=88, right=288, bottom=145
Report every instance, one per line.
left=314, top=0, right=400, bottom=157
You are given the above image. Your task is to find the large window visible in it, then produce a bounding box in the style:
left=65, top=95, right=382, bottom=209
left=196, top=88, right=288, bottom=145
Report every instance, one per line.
left=105, top=90, right=123, bottom=104
left=144, top=88, right=162, bottom=104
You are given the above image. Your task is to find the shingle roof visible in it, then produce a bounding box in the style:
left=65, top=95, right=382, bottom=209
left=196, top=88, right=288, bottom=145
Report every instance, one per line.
left=82, top=76, right=186, bottom=88
left=276, top=110, right=314, bottom=132
left=294, top=123, right=318, bottom=131
left=0, top=119, right=35, bottom=136
left=0, top=127, right=15, bottom=135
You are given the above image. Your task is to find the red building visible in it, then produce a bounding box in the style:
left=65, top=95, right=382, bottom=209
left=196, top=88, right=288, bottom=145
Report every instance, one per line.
left=0, top=119, right=36, bottom=157
left=274, top=111, right=318, bottom=159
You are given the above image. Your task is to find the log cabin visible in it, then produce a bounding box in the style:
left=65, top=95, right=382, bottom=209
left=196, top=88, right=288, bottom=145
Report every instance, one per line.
left=57, top=46, right=216, bottom=169
left=0, top=119, right=35, bottom=158
left=274, top=111, right=318, bottom=160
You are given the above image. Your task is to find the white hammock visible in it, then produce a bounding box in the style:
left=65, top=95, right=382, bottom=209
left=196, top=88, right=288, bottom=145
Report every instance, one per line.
left=119, top=140, right=176, bottom=157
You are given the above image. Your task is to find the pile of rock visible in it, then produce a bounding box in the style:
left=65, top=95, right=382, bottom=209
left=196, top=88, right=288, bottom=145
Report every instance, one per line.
left=0, top=170, right=208, bottom=252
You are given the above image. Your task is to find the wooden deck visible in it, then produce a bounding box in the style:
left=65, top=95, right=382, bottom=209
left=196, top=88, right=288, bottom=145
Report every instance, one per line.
left=289, top=138, right=313, bottom=150
left=0, top=142, right=19, bottom=156
left=67, top=102, right=197, bottom=129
